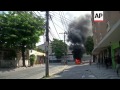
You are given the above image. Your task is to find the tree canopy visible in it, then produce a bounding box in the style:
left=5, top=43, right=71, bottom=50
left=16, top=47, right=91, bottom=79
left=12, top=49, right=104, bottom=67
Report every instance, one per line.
left=51, top=39, right=67, bottom=59
left=84, top=36, right=94, bottom=55
left=0, top=11, right=45, bottom=66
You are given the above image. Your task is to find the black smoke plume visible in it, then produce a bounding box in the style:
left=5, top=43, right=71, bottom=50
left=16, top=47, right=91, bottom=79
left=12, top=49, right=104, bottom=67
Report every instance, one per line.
left=67, top=14, right=92, bottom=60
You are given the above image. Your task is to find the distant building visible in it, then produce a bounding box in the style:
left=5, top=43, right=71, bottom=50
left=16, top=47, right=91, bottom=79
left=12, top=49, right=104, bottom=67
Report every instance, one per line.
left=37, top=43, right=73, bottom=63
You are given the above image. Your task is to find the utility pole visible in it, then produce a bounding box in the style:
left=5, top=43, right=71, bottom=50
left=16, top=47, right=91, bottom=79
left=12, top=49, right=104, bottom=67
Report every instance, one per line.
left=59, top=31, right=67, bottom=65
left=45, top=11, right=49, bottom=77
left=64, top=32, right=66, bottom=65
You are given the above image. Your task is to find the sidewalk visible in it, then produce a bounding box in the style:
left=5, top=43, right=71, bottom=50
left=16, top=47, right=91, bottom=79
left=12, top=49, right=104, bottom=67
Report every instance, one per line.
left=88, top=63, right=120, bottom=79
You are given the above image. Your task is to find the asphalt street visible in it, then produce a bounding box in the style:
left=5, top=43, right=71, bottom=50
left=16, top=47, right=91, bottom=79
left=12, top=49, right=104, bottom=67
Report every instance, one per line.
left=0, top=63, right=66, bottom=79
left=48, top=62, right=120, bottom=79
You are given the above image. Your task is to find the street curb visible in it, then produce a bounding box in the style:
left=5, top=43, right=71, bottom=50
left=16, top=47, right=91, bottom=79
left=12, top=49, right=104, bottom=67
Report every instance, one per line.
left=41, top=65, right=68, bottom=79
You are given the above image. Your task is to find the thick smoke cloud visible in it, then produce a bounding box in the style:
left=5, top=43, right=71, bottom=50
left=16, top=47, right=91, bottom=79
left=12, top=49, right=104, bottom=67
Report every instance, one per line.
left=67, top=14, right=92, bottom=60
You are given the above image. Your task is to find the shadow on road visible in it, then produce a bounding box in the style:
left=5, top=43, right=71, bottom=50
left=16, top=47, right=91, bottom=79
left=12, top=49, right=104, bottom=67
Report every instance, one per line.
left=49, top=63, right=92, bottom=79
left=0, top=67, right=17, bottom=73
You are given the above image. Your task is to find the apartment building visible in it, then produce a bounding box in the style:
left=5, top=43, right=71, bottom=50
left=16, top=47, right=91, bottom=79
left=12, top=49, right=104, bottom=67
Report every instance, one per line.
left=92, top=11, right=120, bottom=68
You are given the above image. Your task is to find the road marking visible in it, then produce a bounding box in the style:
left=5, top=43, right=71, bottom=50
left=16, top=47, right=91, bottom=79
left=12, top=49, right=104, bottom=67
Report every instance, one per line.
left=88, top=75, right=95, bottom=78
left=82, top=75, right=85, bottom=78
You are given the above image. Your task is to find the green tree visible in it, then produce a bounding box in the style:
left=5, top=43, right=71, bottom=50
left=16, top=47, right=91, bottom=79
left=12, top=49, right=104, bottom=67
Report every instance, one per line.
left=84, top=36, right=94, bottom=55
left=0, top=11, right=45, bottom=66
left=51, top=39, right=67, bottom=59
left=30, top=54, right=36, bottom=66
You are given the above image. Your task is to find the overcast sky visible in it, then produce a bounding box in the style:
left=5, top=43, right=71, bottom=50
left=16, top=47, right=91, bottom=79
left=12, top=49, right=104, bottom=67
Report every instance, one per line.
left=36, top=11, right=91, bottom=46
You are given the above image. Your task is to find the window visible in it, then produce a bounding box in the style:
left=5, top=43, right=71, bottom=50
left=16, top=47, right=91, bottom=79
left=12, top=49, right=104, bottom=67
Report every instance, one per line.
left=100, top=33, right=102, bottom=40
left=94, top=27, right=96, bottom=33
left=96, top=39, right=97, bottom=44
left=107, top=21, right=110, bottom=32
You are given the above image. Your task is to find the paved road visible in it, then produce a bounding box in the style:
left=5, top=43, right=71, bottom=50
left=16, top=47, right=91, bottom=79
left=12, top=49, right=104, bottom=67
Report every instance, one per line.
left=0, top=63, right=67, bottom=79
left=48, top=62, right=120, bottom=79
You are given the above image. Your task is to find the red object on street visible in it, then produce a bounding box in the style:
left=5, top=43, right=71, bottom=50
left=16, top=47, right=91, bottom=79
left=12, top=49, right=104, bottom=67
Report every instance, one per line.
left=75, top=59, right=81, bottom=64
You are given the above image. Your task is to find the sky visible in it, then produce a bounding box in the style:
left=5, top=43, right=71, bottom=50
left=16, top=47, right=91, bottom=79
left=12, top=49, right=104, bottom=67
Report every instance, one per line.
left=36, top=11, right=91, bottom=46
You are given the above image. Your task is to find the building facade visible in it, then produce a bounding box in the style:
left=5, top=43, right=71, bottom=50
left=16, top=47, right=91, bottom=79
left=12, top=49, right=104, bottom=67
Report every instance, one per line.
left=0, top=48, right=45, bottom=68
left=38, top=43, right=73, bottom=63
left=92, top=11, right=120, bottom=68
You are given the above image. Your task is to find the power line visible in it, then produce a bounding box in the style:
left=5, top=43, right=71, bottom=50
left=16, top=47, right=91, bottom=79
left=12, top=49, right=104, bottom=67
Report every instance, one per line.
left=32, top=12, right=61, bottom=40
left=59, top=12, right=66, bottom=31
left=50, top=13, right=71, bottom=23
left=60, top=11, right=69, bottom=31
left=32, top=11, right=62, bottom=40
left=37, top=11, right=44, bottom=17
left=49, top=15, right=61, bottom=40
left=32, top=11, right=46, bottom=23
left=49, top=27, right=56, bottom=39
left=50, top=11, right=72, bottom=22
left=49, top=14, right=65, bottom=31
left=57, top=11, right=68, bottom=65
left=61, top=12, right=67, bottom=31
left=49, top=29, right=55, bottom=39
left=50, top=13, right=70, bottom=30
left=50, top=12, right=71, bottom=31
left=24, top=11, right=62, bottom=46
left=49, top=14, right=66, bottom=24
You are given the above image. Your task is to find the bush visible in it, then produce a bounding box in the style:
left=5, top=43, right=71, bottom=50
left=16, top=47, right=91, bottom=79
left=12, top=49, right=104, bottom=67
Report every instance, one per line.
left=30, top=54, right=36, bottom=66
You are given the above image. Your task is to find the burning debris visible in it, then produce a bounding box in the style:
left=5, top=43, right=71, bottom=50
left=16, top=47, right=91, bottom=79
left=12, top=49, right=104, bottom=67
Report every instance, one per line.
left=67, top=14, right=92, bottom=62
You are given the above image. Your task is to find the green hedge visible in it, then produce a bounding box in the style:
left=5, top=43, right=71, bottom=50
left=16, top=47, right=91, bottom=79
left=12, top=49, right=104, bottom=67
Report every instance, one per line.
left=30, top=54, right=36, bottom=66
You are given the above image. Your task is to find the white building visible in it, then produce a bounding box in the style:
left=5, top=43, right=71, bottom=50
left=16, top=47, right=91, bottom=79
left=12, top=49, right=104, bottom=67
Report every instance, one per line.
left=38, top=44, right=74, bottom=63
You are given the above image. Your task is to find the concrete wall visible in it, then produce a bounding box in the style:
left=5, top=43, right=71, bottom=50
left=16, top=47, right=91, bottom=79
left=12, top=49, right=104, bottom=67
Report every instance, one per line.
left=0, top=49, right=44, bottom=67
left=0, top=49, right=18, bottom=68
left=17, top=59, right=29, bottom=67
left=16, top=50, right=30, bottom=67
left=92, top=11, right=108, bottom=47
left=0, top=60, right=17, bottom=68
left=105, top=11, right=120, bottom=28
